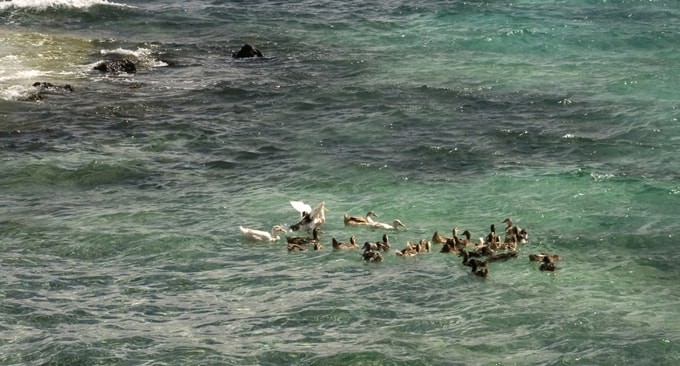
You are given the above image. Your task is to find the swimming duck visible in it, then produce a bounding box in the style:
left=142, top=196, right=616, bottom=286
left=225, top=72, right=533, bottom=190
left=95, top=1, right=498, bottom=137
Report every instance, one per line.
left=375, top=233, right=391, bottom=252
left=502, top=218, right=527, bottom=243
left=332, top=236, right=359, bottom=250
left=474, top=244, right=495, bottom=257
left=485, top=224, right=500, bottom=246
left=488, top=251, right=519, bottom=262
left=290, top=201, right=327, bottom=231
left=460, top=249, right=484, bottom=267
left=287, top=243, right=308, bottom=252
left=461, top=251, right=493, bottom=278
left=239, top=225, right=287, bottom=242
left=414, top=239, right=432, bottom=253
left=290, top=200, right=312, bottom=217
left=503, top=226, right=519, bottom=250
left=539, top=256, right=558, bottom=271
left=396, top=242, right=418, bottom=257
left=432, top=231, right=446, bottom=244
left=440, top=237, right=460, bottom=253
left=529, top=253, right=562, bottom=262
left=457, top=230, right=473, bottom=247
left=502, top=217, right=517, bottom=234
left=286, top=227, right=322, bottom=246
left=343, top=211, right=378, bottom=226
left=369, top=219, right=406, bottom=230
left=468, top=258, right=489, bottom=278
left=362, top=242, right=384, bottom=262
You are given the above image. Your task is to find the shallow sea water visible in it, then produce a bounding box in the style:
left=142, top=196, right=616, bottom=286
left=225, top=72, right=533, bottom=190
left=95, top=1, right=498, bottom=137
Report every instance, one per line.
left=1, top=0, right=679, bottom=364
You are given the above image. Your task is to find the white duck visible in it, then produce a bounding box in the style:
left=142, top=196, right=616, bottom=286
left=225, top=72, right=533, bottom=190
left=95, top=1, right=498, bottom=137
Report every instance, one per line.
left=290, top=201, right=327, bottom=231
left=290, top=200, right=312, bottom=217
left=369, top=219, right=406, bottom=230
left=239, top=225, right=287, bottom=242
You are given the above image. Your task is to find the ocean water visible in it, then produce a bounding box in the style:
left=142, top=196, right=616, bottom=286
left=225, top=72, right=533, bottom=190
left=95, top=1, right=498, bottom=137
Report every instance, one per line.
left=1, top=0, right=679, bottom=364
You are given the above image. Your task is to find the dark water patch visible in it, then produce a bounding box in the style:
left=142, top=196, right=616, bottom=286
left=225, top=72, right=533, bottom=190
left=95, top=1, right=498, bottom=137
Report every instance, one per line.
left=0, top=2, right=137, bottom=30
left=7, top=341, right=121, bottom=366
left=2, top=159, right=153, bottom=190
left=308, top=351, right=429, bottom=366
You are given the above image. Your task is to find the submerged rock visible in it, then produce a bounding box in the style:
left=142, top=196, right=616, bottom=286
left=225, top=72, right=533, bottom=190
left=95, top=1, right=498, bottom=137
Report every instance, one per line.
left=19, top=81, right=75, bottom=101
left=93, top=59, right=137, bottom=74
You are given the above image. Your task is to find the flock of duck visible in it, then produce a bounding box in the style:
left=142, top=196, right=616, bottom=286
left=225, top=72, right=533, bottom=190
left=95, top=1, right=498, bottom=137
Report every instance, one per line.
left=239, top=201, right=562, bottom=277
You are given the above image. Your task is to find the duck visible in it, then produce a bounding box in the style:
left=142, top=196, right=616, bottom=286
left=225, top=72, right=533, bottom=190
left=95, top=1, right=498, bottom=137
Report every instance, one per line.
left=474, top=244, right=495, bottom=257
left=369, top=219, right=406, bottom=230
left=539, top=256, right=558, bottom=271
left=395, top=242, right=418, bottom=257
left=460, top=249, right=485, bottom=267
left=290, top=201, right=327, bottom=232
left=503, top=226, right=519, bottom=251
left=502, top=217, right=528, bottom=243
left=332, top=236, right=359, bottom=250
left=286, top=227, right=322, bottom=246
left=457, top=230, right=473, bottom=247
left=461, top=250, right=489, bottom=277
left=485, top=224, right=500, bottom=246
left=529, top=253, right=562, bottom=262
left=414, top=239, right=432, bottom=253
left=290, top=200, right=312, bottom=217
left=502, top=217, right=517, bottom=234
left=375, top=233, right=391, bottom=252
left=468, top=258, right=489, bottom=277
left=239, top=225, right=287, bottom=242
left=440, top=237, right=460, bottom=253
left=287, top=243, right=308, bottom=252
left=432, top=227, right=458, bottom=244
left=488, top=251, right=519, bottom=262
left=362, top=242, right=384, bottom=262
left=343, top=211, right=378, bottom=226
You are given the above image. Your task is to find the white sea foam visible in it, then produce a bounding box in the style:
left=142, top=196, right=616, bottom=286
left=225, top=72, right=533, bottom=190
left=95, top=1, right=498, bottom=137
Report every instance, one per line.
left=0, top=84, right=36, bottom=101
left=99, top=47, right=169, bottom=68
left=0, top=0, right=130, bottom=10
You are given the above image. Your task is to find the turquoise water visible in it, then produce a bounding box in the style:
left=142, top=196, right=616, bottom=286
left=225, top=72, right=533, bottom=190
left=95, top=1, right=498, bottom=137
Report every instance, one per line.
left=1, top=0, right=679, bottom=364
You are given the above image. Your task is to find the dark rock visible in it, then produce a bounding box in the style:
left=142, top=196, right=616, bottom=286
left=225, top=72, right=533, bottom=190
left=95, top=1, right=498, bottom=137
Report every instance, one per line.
left=232, top=44, right=263, bottom=58
left=93, top=59, right=137, bottom=74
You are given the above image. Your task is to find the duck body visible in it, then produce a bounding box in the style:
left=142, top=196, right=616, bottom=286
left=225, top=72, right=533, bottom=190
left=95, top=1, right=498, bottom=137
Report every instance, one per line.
left=468, top=259, right=489, bottom=277
left=396, top=243, right=418, bottom=257
left=432, top=227, right=458, bottom=244
left=529, top=253, right=562, bottom=262
left=287, top=243, right=308, bottom=252
left=503, top=218, right=528, bottom=244
left=375, top=233, right=391, bottom=252
left=485, top=224, right=500, bottom=247
left=344, top=211, right=377, bottom=226
left=539, top=256, right=558, bottom=271
left=286, top=227, right=322, bottom=246
left=362, top=242, right=384, bottom=262
left=415, top=239, right=432, bottom=253
left=240, top=225, right=287, bottom=242
left=332, top=236, right=359, bottom=250
left=488, top=251, right=519, bottom=262
left=457, top=230, right=473, bottom=247
left=290, top=201, right=327, bottom=231
left=369, top=219, right=405, bottom=230
left=440, top=237, right=460, bottom=253
left=432, top=230, right=447, bottom=244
